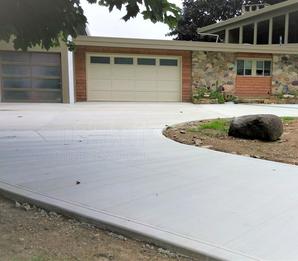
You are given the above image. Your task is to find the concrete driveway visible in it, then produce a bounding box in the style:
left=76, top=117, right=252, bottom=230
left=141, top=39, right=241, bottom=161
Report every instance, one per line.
left=1, top=102, right=298, bottom=260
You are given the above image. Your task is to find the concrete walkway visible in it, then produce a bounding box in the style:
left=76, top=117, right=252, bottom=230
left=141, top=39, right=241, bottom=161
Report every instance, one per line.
left=1, top=103, right=298, bottom=260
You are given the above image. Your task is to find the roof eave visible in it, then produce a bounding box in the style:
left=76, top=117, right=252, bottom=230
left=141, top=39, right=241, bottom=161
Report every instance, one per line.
left=198, top=0, right=298, bottom=33
left=74, top=36, right=298, bottom=54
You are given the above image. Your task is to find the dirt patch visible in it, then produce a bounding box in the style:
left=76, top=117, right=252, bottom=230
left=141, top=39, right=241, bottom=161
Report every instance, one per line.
left=163, top=118, right=298, bottom=166
left=0, top=196, right=195, bottom=261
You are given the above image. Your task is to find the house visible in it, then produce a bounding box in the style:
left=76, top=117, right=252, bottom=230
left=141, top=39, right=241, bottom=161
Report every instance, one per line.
left=0, top=0, right=298, bottom=103
left=195, top=0, right=298, bottom=99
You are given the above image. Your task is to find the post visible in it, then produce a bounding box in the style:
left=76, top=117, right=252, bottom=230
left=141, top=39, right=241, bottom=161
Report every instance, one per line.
left=269, top=17, right=273, bottom=44
left=285, top=13, right=289, bottom=44
left=225, top=29, right=229, bottom=43
left=254, top=22, right=258, bottom=45
left=239, top=26, right=243, bottom=44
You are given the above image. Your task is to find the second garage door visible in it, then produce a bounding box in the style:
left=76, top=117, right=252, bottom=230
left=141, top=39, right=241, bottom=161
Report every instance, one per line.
left=0, top=51, right=62, bottom=103
left=86, top=54, right=181, bottom=102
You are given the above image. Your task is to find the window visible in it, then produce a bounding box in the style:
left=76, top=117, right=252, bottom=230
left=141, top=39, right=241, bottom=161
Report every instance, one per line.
left=237, top=59, right=272, bottom=76
left=160, top=59, right=178, bottom=66
left=272, top=15, right=285, bottom=44
left=257, top=20, right=269, bottom=44
left=256, top=61, right=272, bottom=76
left=32, top=66, right=61, bottom=77
left=237, top=60, right=252, bottom=76
left=289, top=11, right=298, bottom=43
left=137, top=58, right=156, bottom=65
left=243, top=24, right=254, bottom=44
left=90, top=56, right=110, bottom=64
left=114, top=57, right=133, bottom=65
left=2, top=64, right=30, bottom=76
left=229, top=28, right=240, bottom=44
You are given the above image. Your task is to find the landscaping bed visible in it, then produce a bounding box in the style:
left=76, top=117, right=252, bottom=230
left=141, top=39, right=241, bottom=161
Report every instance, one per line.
left=163, top=117, right=298, bottom=166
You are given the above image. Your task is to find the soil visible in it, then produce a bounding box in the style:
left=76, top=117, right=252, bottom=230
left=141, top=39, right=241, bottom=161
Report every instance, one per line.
left=163, top=119, right=298, bottom=166
left=0, top=196, right=195, bottom=261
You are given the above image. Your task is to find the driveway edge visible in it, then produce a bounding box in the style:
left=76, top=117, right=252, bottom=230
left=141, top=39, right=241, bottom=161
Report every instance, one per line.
left=0, top=181, right=257, bottom=261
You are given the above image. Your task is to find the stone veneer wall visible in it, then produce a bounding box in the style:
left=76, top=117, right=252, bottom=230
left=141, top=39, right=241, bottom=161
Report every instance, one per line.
left=272, top=54, right=298, bottom=96
left=192, top=51, right=237, bottom=96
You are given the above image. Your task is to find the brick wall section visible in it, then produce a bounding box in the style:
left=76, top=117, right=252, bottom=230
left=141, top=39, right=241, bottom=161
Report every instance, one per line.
left=74, top=46, right=192, bottom=102
left=237, top=53, right=273, bottom=59
left=235, top=76, right=272, bottom=97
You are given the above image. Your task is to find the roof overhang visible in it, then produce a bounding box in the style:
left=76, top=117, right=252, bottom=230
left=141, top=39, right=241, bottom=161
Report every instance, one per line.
left=75, top=36, right=298, bottom=54
left=198, top=0, right=298, bottom=33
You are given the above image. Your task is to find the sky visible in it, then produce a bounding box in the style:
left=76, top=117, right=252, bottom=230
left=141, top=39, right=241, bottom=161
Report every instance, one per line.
left=81, top=0, right=183, bottom=40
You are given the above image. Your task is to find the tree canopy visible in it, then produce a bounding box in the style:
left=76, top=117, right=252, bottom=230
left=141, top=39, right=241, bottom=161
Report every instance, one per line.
left=168, top=0, right=286, bottom=41
left=0, top=0, right=180, bottom=51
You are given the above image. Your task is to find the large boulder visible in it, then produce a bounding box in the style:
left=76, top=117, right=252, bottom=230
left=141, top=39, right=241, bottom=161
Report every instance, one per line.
left=228, top=114, right=283, bottom=141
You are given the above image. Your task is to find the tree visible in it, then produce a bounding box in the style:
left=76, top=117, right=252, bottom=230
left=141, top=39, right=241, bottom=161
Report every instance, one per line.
left=0, top=0, right=180, bottom=51
left=168, top=0, right=286, bottom=41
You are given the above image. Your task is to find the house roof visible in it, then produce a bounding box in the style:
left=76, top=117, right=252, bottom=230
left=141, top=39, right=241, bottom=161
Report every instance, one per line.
left=75, top=35, right=298, bottom=54
left=198, top=0, right=298, bottom=33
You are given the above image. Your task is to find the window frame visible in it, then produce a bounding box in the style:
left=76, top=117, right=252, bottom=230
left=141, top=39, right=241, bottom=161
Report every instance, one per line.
left=114, top=57, right=134, bottom=65
left=236, top=59, right=272, bottom=77
left=237, top=60, right=253, bottom=76
left=90, top=56, right=110, bottom=64
left=137, top=58, right=156, bottom=66
left=159, top=58, right=178, bottom=67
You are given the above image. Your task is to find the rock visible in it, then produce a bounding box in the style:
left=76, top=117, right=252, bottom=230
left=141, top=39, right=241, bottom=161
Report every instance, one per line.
left=158, top=248, right=176, bottom=257
left=194, top=139, right=203, bottom=146
left=283, top=94, right=295, bottom=98
left=228, top=114, right=283, bottom=141
left=22, top=203, right=31, bottom=211
left=179, top=130, right=186, bottom=134
left=144, top=243, right=154, bottom=250
left=108, top=232, right=127, bottom=241
left=201, top=145, right=213, bottom=149
left=15, top=201, right=21, bottom=208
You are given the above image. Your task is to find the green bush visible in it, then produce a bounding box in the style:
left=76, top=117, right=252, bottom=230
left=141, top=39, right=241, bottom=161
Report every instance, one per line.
left=209, top=90, right=225, bottom=104
left=193, top=88, right=225, bottom=104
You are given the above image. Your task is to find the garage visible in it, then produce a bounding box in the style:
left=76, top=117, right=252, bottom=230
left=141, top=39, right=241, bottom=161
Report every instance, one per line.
left=86, top=53, right=181, bottom=102
left=0, top=51, right=62, bottom=103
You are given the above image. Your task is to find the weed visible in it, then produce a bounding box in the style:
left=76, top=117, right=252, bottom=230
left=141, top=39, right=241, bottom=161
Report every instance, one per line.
left=281, top=116, right=298, bottom=123
left=190, top=119, right=230, bottom=136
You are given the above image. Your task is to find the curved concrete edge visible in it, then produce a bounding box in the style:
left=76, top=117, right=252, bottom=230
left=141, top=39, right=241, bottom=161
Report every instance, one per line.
left=0, top=181, right=259, bottom=261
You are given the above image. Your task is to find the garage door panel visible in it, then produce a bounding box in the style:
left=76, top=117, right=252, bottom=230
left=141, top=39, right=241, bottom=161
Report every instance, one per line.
left=111, top=65, right=135, bottom=79
left=135, top=91, right=158, bottom=101
left=88, top=79, right=112, bottom=91
left=3, top=89, right=61, bottom=102
left=157, top=81, right=180, bottom=92
left=135, top=67, right=158, bottom=80
left=88, top=91, right=112, bottom=101
left=158, top=92, right=180, bottom=102
left=111, top=80, right=135, bottom=91
left=135, top=81, right=157, bottom=92
left=157, top=67, right=180, bottom=81
left=88, top=65, right=112, bottom=79
left=111, top=91, right=137, bottom=101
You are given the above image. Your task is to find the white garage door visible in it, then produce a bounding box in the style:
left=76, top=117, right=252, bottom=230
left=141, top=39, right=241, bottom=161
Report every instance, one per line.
left=86, top=53, right=181, bottom=102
